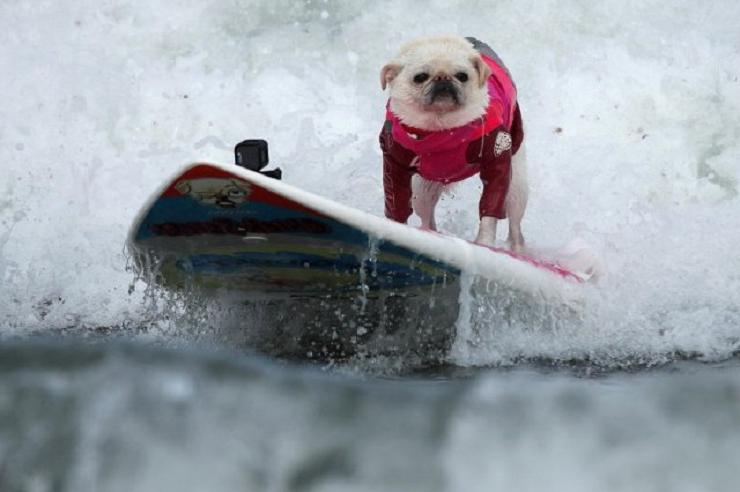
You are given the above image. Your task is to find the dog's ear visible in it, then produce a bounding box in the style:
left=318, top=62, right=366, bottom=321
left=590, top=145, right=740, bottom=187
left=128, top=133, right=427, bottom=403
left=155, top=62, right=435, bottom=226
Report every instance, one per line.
left=380, top=63, right=402, bottom=90
left=470, top=55, right=491, bottom=88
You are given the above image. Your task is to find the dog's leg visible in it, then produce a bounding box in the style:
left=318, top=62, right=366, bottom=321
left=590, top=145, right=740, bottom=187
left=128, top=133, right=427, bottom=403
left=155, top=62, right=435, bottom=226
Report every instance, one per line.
left=475, top=216, right=498, bottom=246
left=411, top=175, right=444, bottom=230
left=506, top=145, right=529, bottom=252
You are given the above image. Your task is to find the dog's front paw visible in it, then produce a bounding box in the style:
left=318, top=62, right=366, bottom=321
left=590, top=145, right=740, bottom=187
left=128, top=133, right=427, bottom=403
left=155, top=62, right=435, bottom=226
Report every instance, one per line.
left=474, top=237, right=496, bottom=248
left=507, top=238, right=525, bottom=254
left=475, top=217, right=498, bottom=247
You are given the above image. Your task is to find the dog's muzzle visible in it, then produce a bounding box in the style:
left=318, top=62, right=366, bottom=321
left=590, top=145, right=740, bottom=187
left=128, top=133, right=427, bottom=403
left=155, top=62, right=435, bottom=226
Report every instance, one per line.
left=429, top=81, right=460, bottom=104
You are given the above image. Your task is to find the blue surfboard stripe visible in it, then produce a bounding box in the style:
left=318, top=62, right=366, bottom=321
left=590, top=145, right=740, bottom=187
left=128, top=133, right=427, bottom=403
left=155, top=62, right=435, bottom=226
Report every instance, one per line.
left=177, top=251, right=451, bottom=290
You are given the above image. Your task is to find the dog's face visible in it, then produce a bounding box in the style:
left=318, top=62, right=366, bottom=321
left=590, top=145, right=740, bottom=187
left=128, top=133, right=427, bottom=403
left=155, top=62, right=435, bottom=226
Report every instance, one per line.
left=381, top=36, right=491, bottom=130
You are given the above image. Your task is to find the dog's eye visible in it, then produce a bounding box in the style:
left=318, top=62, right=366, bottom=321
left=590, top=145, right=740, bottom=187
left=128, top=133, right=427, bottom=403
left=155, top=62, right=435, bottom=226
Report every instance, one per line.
left=455, top=72, right=469, bottom=83
left=413, top=73, right=430, bottom=84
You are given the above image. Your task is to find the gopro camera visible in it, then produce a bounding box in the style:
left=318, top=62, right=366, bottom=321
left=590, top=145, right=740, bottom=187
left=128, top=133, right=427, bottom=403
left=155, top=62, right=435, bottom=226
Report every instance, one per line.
left=234, top=139, right=281, bottom=179
left=235, top=139, right=269, bottom=171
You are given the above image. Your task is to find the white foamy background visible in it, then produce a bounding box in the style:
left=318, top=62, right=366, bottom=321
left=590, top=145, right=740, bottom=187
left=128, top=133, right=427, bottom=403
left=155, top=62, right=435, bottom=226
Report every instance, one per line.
left=1, top=0, right=738, bottom=366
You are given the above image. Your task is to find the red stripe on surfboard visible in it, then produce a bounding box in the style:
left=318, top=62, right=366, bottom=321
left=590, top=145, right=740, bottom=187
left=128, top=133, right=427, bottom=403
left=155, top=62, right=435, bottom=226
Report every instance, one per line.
left=481, top=244, right=584, bottom=283
left=422, top=229, right=583, bottom=282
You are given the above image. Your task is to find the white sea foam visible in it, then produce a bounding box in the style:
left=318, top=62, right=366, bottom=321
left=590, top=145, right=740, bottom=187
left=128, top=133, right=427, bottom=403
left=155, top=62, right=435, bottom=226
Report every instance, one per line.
left=0, top=0, right=738, bottom=366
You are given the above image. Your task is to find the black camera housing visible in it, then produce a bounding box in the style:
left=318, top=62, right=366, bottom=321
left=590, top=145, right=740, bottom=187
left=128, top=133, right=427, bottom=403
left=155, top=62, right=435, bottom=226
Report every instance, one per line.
left=235, top=139, right=269, bottom=172
left=234, top=139, right=281, bottom=180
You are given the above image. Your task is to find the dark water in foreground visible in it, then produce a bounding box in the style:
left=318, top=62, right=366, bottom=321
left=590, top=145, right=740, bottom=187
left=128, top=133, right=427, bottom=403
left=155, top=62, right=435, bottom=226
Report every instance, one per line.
left=2, top=338, right=740, bottom=492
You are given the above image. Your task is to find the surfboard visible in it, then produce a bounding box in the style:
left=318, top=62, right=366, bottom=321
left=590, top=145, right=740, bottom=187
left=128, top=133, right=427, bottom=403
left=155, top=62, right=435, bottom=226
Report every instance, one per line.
left=127, top=162, right=585, bottom=361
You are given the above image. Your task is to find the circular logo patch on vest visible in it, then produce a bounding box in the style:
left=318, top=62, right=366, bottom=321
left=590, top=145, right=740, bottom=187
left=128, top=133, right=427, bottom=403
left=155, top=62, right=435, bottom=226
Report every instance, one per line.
left=494, top=131, right=512, bottom=157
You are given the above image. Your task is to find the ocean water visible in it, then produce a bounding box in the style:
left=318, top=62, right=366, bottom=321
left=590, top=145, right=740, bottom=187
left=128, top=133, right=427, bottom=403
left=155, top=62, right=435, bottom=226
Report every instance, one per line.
left=1, top=0, right=739, bottom=490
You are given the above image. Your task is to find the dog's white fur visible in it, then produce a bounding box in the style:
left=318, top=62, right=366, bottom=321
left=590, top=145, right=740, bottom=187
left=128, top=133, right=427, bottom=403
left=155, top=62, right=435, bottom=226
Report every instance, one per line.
left=382, top=35, right=528, bottom=250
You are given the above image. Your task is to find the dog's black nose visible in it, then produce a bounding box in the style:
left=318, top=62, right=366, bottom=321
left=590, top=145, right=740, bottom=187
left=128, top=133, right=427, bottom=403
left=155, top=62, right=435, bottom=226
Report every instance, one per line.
left=430, top=80, right=459, bottom=102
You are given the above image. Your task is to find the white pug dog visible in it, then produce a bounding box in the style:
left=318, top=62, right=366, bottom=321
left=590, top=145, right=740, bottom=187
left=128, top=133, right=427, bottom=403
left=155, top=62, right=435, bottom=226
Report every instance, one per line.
left=379, top=35, right=527, bottom=250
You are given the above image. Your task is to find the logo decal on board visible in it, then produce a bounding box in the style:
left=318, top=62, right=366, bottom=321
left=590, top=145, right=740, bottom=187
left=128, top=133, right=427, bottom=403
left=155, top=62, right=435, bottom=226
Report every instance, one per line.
left=175, top=178, right=252, bottom=208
